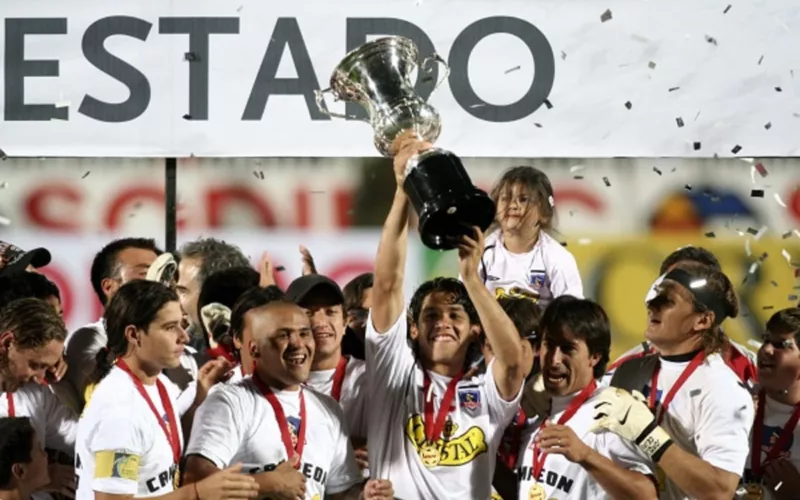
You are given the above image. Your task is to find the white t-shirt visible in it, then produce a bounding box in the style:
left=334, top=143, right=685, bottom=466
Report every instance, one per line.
left=475, top=230, right=583, bottom=307
left=1, top=383, right=77, bottom=455
left=75, top=367, right=184, bottom=499
left=739, top=395, right=800, bottom=500
left=185, top=378, right=362, bottom=499
left=305, top=357, right=367, bottom=439
left=645, top=353, right=754, bottom=500
left=365, top=309, right=522, bottom=500
left=517, top=385, right=654, bottom=499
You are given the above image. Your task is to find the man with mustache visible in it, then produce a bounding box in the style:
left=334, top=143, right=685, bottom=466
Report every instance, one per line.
left=286, top=275, right=369, bottom=470
left=0, top=298, right=77, bottom=500
left=740, top=307, right=800, bottom=499
left=184, top=293, right=393, bottom=499
left=517, top=296, right=657, bottom=499
left=364, top=139, right=525, bottom=499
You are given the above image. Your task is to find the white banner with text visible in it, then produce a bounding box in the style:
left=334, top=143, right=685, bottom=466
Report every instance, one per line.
left=1, top=0, right=798, bottom=157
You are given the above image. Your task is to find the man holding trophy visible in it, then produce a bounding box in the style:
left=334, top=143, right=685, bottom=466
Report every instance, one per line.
left=318, top=37, right=525, bottom=499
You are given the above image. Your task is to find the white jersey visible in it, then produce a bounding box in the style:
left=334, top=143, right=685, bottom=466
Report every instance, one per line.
left=365, top=309, right=522, bottom=500
left=739, top=395, right=800, bottom=500
left=645, top=353, right=754, bottom=500
left=1, top=383, right=77, bottom=455
left=517, top=386, right=654, bottom=499
left=476, top=230, right=583, bottom=307
left=186, top=378, right=362, bottom=498
left=75, top=367, right=184, bottom=499
left=305, top=356, right=367, bottom=439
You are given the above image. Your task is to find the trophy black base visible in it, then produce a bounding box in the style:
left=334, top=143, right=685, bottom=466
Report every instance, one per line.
left=403, top=150, right=496, bottom=251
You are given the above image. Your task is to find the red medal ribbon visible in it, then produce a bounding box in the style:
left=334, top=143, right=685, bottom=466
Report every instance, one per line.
left=331, top=356, right=350, bottom=403
left=531, top=380, right=598, bottom=480
left=116, top=360, right=181, bottom=464
left=252, top=374, right=306, bottom=469
left=750, top=390, right=800, bottom=476
left=5, top=392, right=15, bottom=417
left=649, top=351, right=705, bottom=425
left=423, top=370, right=463, bottom=443
left=501, top=408, right=527, bottom=469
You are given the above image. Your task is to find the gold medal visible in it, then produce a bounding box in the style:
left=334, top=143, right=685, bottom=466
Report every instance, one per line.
left=173, top=468, right=181, bottom=489
left=527, top=483, right=546, bottom=500
left=743, top=483, right=764, bottom=500
left=419, top=443, right=441, bottom=468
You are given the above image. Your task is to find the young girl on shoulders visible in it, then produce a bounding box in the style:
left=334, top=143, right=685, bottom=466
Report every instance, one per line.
left=474, top=165, right=583, bottom=307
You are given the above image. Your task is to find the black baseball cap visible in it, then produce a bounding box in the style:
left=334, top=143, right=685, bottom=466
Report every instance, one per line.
left=286, top=275, right=344, bottom=306
left=0, top=241, right=51, bottom=277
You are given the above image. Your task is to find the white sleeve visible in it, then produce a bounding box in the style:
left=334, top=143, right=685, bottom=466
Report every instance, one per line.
left=64, top=327, right=104, bottom=407
left=40, top=387, right=78, bottom=455
left=548, top=250, right=584, bottom=299
left=365, top=308, right=416, bottom=394
left=694, top=382, right=755, bottom=475
left=345, top=367, right=368, bottom=440
left=87, top=407, right=150, bottom=495
left=596, top=433, right=655, bottom=477
left=324, top=404, right=363, bottom=495
left=483, top=359, right=523, bottom=427
left=185, top=387, right=245, bottom=468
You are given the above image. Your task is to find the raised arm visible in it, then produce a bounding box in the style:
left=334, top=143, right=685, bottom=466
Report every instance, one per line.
left=458, top=227, right=524, bottom=400
left=371, top=139, right=432, bottom=333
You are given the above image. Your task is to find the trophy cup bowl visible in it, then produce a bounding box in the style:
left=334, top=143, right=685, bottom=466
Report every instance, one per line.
left=316, top=36, right=495, bottom=250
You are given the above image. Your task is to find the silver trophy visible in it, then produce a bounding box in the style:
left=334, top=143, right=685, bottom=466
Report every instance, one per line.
left=316, top=36, right=495, bottom=250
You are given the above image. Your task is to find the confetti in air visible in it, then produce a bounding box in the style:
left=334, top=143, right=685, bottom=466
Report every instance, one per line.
left=81, top=171, right=91, bottom=179
left=0, top=182, right=7, bottom=189
left=544, top=99, right=553, bottom=109
left=731, top=145, right=742, bottom=154
left=648, top=61, right=657, bottom=69
left=561, top=51, right=567, bottom=60
left=685, top=184, right=693, bottom=191
left=758, top=55, right=764, bottom=65
left=578, top=238, right=592, bottom=245
left=723, top=4, right=732, bottom=13
left=775, top=87, right=783, bottom=92
left=782, top=249, right=792, bottom=263
left=0, top=216, right=10, bottom=226
left=745, top=239, right=752, bottom=257
left=569, top=165, right=585, bottom=173
left=704, top=231, right=716, bottom=238
left=764, top=122, right=772, bottom=130
left=600, top=9, right=613, bottom=22
left=602, top=177, right=611, bottom=187
left=504, top=65, right=521, bottom=74
left=704, top=35, right=718, bottom=46
left=751, top=189, right=765, bottom=198
left=184, top=52, right=199, bottom=62
left=783, top=231, right=795, bottom=239
left=669, top=87, right=681, bottom=92
left=774, top=193, right=787, bottom=207
left=534, top=123, right=543, bottom=128
left=755, top=226, right=769, bottom=240
left=182, top=114, right=192, bottom=120
left=653, top=167, right=662, bottom=175
left=693, top=142, right=702, bottom=151
left=747, top=227, right=759, bottom=236
left=755, top=162, right=769, bottom=178
left=624, top=101, right=633, bottom=110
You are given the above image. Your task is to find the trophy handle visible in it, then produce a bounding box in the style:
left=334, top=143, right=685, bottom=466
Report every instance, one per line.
left=420, top=53, right=451, bottom=98
left=314, top=88, right=370, bottom=122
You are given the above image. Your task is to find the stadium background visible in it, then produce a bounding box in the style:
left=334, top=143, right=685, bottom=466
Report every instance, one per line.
left=1, top=156, right=798, bottom=360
